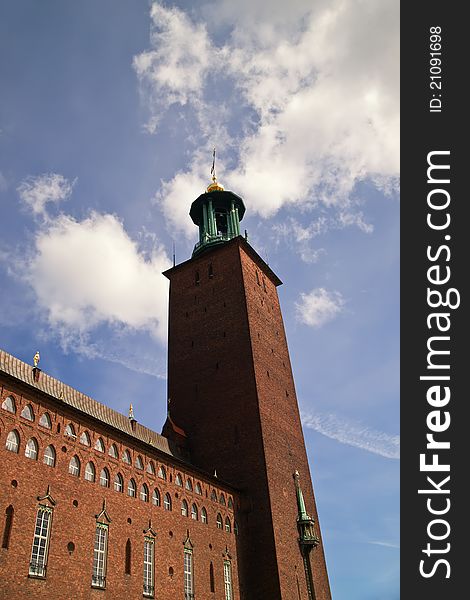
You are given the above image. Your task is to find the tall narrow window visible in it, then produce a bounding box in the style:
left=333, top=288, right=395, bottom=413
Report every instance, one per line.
left=225, top=517, right=232, bottom=533
left=158, top=465, right=166, bottom=480
left=208, top=264, right=214, bottom=279
left=44, top=445, right=56, bottom=467
left=92, top=523, right=108, bottom=588
left=108, top=443, right=118, bottom=459
left=210, top=561, right=215, bottom=592
left=5, top=430, right=19, bottom=453
left=128, top=478, right=137, bottom=498
left=29, top=506, right=53, bottom=578
left=100, top=468, right=110, bottom=488
left=135, top=455, right=144, bottom=470
left=140, top=484, right=149, bottom=502
left=125, top=538, right=131, bottom=575
left=143, top=537, right=155, bottom=597
left=175, top=473, right=183, bottom=487
left=195, top=482, right=202, bottom=495
left=216, top=514, right=223, bottom=529
left=163, top=493, right=172, bottom=511
left=114, top=473, right=123, bottom=493
left=191, top=504, right=198, bottom=521
left=224, top=561, right=233, bottom=600
left=122, top=449, right=131, bottom=464
left=146, top=461, right=155, bottom=475
left=25, top=438, right=38, bottom=460
left=181, top=499, right=188, bottom=517
left=2, top=505, right=14, bottom=549
left=184, top=549, right=194, bottom=599
left=152, top=489, right=160, bottom=507
left=201, top=507, right=208, bottom=524
left=69, top=455, right=80, bottom=476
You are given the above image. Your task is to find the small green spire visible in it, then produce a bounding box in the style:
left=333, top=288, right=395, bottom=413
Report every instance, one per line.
left=294, top=470, right=310, bottom=521
left=293, top=470, right=319, bottom=548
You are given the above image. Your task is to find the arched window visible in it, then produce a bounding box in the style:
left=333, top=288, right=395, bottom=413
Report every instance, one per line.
left=64, top=423, right=76, bottom=438
left=2, top=505, right=14, bottom=549
left=210, top=561, right=215, bottom=592
left=69, top=455, right=80, bottom=476
left=94, top=437, right=105, bottom=452
left=216, top=514, right=223, bottom=529
left=108, top=443, right=118, bottom=459
left=125, top=539, right=131, bottom=575
left=128, top=478, right=137, bottom=498
left=152, top=489, right=160, bottom=506
left=158, top=465, right=166, bottom=480
left=228, top=497, right=234, bottom=510
left=163, top=493, right=172, bottom=511
left=122, top=449, right=131, bottom=464
left=225, top=517, right=232, bottom=533
left=114, top=473, right=124, bottom=492
left=195, top=482, right=202, bottom=495
left=135, top=455, right=143, bottom=470
left=234, top=521, right=239, bottom=536
left=39, top=412, right=51, bottom=429
left=185, top=479, right=193, bottom=492
left=181, top=499, right=188, bottom=517
left=211, top=489, right=217, bottom=501
left=1, top=395, right=16, bottom=413
left=219, top=493, right=226, bottom=505
left=140, top=484, right=149, bottom=502
left=146, top=461, right=155, bottom=475
left=25, top=438, right=38, bottom=460
left=44, top=445, right=56, bottom=467
left=224, top=561, right=233, bottom=599
left=191, top=504, right=198, bottom=521
left=21, top=404, right=34, bottom=421
left=85, top=462, right=96, bottom=482
left=175, top=473, right=183, bottom=487
left=201, top=507, right=208, bottom=524
left=100, top=468, right=110, bottom=488
left=80, top=431, right=91, bottom=446
left=5, top=430, right=19, bottom=453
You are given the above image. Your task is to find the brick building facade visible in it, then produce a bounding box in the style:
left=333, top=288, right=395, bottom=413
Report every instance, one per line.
left=0, top=178, right=331, bottom=599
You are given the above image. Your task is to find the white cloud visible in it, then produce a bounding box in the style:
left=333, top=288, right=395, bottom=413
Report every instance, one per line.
left=135, top=0, right=398, bottom=232
left=295, top=287, right=344, bottom=328
left=17, top=173, right=75, bottom=217
left=301, top=410, right=400, bottom=459
left=26, top=212, right=171, bottom=342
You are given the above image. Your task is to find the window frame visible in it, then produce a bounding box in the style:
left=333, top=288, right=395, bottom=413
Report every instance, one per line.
left=29, top=505, right=53, bottom=579
left=143, top=537, right=155, bottom=598
left=91, top=523, right=108, bottom=589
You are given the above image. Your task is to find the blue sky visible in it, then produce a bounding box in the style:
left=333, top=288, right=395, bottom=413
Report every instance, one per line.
left=0, top=1, right=399, bottom=598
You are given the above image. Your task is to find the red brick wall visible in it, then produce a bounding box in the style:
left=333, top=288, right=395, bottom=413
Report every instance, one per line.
left=0, top=382, right=239, bottom=600
left=166, top=238, right=331, bottom=600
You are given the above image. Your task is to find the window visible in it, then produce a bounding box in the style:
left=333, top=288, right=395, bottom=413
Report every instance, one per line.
left=163, top=493, right=172, bottom=511
left=6, top=430, right=19, bottom=453
left=85, top=462, right=96, bottom=482
left=122, top=449, right=131, bottom=464
left=234, top=521, right=239, bottom=536
left=158, top=465, right=166, bottom=480
left=21, top=404, right=34, bottom=421
left=256, top=270, right=260, bottom=285
left=128, top=478, right=137, bottom=498
left=25, top=438, right=38, bottom=460
left=211, top=489, right=217, bottom=501
left=225, top=517, right=232, bottom=533
left=64, top=423, right=76, bottom=438
left=29, top=506, right=52, bottom=578
left=135, top=455, right=144, bottom=470
left=125, top=539, right=131, bottom=575
left=2, top=505, right=14, bottom=549
left=80, top=431, right=91, bottom=446
left=185, top=479, right=193, bottom=492
left=209, top=264, right=214, bottom=279
left=195, top=270, right=200, bottom=285
left=39, top=413, right=51, bottom=429
left=2, top=395, right=16, bottom=413
left=44, top=445, right=56, bottom=467
left=228, top=497, right=234, bottom=510
left=140, top=484, right=149, bottom=502
left=191, top=504, right=198, bottom=521
left=146, top=461, right=155, bottom=475
left=184, top=549, right=194, bottom=599
left=114, top=473, right=123, bottom=493
left=100, top=468, right=110, bottom=488
left=210, top=561, right=215, bottom=592
left=69, top=455, right=80, bottom=476
left=181, top=500, right=188, bottom=517
left=216, top=514, right=223, bottom=529
left=224, top=561, right=233, bottom=600
left=92, top=523, right=108, bottom=589
left=94, top=438, right=105, bottom=453
left=219, top=493, right=226, bottom=506
left=201, top=507, right=208, bottom=524
left=175, top=473, right=183, bottom=487
left=108, top=443, right=118, bottom=459
left=152, top=489, right=160, bottom=507
left=195, top=482, right=202, bottom=495
left=143, top=537, right=155, bottom=597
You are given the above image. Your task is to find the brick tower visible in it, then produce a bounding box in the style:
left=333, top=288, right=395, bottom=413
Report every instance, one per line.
left=164, top=173, right=331, bottom=599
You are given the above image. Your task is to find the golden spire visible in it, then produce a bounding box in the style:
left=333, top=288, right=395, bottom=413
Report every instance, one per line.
left=206, top=147, right=224, bottom=192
